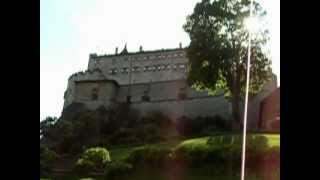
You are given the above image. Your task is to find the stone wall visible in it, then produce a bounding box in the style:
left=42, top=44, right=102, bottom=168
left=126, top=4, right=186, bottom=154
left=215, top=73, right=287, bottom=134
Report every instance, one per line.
left=260, top=88, right=280, bottom=131
left=62, top=47, right=279, bottom=131
left=88, top=49, right=188, bottom=85
left=64, top=69, right=111, bottom=108
left=130, top=95, right=231, bottom=120
left=74, top=81, right=118, bottom=102
left=63, top=48, right=232, bottom=120
left=246, top=80, right=278, bottom=129
left=116, top=80, right=222, bottom=103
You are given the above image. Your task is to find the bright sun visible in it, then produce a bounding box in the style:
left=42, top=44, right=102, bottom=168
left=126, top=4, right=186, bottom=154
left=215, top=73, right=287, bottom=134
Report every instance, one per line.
left=244, top=16, right=261, bottom=33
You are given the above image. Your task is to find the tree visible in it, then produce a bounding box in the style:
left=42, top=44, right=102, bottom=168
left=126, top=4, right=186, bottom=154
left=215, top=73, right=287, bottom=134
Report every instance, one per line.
left=40, top=116, right=58, bottom=137
left=183, top=0, right=273, bottom=128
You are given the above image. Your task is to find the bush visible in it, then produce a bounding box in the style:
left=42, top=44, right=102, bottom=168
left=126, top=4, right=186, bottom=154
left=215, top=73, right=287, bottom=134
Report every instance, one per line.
left=125, top=145, right=172, bottom=167
left=40, top=144, right=58, bottom=176
left=173, top=135, right=271, bottom=169
left=175, top=115, right=231, bottom=137
left=105, top=161, right=133, bottom=179
left=173, top=141, right=233, bottom=167
left=75, top=147, right=111, bottom=175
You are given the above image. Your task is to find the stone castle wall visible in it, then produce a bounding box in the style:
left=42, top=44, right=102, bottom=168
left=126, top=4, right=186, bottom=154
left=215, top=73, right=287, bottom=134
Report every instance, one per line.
left=130, top=95, right=231, bottom=120
left=87, top=49, right=188, bottom=85
left=63, top=48, right=232, bottom=119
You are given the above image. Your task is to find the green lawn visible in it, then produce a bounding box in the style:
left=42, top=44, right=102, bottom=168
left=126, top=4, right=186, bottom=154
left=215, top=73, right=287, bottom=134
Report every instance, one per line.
left=110, top=133, right=280, bottom=161
left=43, top=133, right=279, bottom=180
left=123, top=167, right=279, bottom=180
left=110, top=141, right=178, bottom=161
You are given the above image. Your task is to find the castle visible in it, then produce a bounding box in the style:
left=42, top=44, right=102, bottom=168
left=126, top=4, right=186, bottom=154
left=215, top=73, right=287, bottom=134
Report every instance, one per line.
left=63, top=44, right=278, bottom=130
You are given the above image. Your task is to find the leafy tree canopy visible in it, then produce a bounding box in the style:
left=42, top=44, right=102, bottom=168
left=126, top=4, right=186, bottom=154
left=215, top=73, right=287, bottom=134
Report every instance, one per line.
left=183, top=0, right=273, bottom=124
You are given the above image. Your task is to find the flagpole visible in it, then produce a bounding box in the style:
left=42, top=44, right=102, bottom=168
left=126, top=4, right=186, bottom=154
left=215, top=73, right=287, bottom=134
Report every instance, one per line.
left=240, top=0, right=254, bottom=180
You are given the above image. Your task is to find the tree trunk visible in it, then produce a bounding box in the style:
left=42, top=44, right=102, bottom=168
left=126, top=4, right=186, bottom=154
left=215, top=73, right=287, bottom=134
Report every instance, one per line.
left=231, top=95, right=241, bottom=130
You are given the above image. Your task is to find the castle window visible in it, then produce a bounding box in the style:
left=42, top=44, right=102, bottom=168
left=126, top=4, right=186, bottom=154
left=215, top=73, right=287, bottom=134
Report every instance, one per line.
left=141, top=90, right=150, bottom=102
left=133, top=66, right=139, bottom=72
left=147, top=66, right=155, bottom=71
left=92, top=88, right=98, bottom=100
left=178, top=92, right=187, bottom=100
left=109, top=68, right=117, bottom=74
left=173, top=64, right=177, bottom=70
left=178, top=88, right=187, bottom=100
left=123, top=67, right=129, bottom=73
left=179, top=64, right=186, bottom=69
left=126, top=95, right=131, bottom=103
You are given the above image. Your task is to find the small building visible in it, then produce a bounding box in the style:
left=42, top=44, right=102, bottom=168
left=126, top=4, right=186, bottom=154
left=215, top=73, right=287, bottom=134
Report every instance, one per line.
left=258, top=87, right=280, bottom=131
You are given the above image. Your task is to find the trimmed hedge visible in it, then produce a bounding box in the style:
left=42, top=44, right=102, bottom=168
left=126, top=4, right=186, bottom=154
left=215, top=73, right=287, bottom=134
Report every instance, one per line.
left=105, top=161, right=133, bottom=179
left=75, top=147, right=111, bottom=175
left=40, top=145, right=58, bottom=176
left=173, top=135, right=276, bottom=169
left=125, top=145, right=172, bottom=167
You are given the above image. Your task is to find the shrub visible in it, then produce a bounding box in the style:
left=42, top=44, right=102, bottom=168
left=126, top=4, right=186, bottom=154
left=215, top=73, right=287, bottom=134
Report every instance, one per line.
left=40, top=144, right=58, bottom=176
left=175, top=115, right=231, bottom=137
left=173, top=135, right=271, bottom=170
left=105, top=161, right=133, bottom=179
left=246, top=135, right=269, bottom=155
left=75, top=147, right=111, bottom=175
left=40, top=144, right=58, bottom=162
left=125, top=145, right=172, bottom=167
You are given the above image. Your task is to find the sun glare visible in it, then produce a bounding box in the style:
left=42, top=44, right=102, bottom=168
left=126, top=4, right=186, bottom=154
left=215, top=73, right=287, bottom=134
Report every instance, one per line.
left=244, top=16, right=261, bottom=33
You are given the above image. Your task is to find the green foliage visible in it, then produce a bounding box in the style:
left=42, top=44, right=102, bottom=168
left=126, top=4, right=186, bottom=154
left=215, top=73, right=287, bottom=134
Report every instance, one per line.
left=40, top=144, right=58, bottom=176
left=43, top=105, right=174, bottom=154
left=183, top=0, right=273, bottom=123
left=75, top=147, right=111, bottom=175
left=40, top=116, right=58, bottom=138
left=175, top=115, right=231, bottom=136
left=173, top=135, right=271, bottom=169
left=125, top=145, right=172, bottom=167
left=105, top=161, right=133, bottom=179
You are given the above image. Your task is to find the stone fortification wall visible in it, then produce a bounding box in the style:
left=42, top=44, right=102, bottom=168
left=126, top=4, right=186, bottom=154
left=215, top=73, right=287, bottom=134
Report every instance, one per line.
left=246, top=80, right=278, bottom=129
left=116, top=80, right=220, bottom=103
left=64, top=69, right=112, bottom=108
left=87, top=49, right=188, bottom=85
left=130, top=95, right=231, bottom=120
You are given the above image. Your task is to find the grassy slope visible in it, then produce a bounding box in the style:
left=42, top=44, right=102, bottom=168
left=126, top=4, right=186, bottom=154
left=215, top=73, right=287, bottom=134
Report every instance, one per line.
left=108, top=133, right=280, bottom=180
left=42, top=134, right=280, bottom=180
left=110, top=133, right=280, bottom=161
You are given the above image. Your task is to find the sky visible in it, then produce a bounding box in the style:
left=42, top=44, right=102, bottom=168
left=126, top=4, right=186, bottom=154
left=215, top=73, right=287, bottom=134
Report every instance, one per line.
left=40, top=0, right=280, bottom=120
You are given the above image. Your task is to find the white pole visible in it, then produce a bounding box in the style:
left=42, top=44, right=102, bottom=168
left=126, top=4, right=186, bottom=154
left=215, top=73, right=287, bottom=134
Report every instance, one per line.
left=240, top=0, right=254, bottom=180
